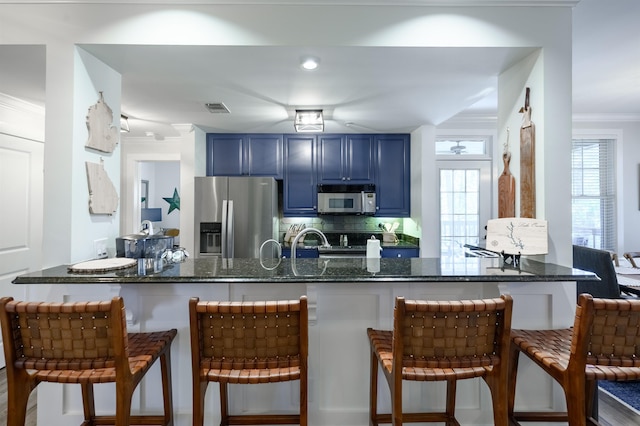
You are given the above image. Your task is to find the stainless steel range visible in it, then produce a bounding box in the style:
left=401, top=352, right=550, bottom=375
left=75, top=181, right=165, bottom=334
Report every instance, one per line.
left=318, top=245, right=366, bottom=258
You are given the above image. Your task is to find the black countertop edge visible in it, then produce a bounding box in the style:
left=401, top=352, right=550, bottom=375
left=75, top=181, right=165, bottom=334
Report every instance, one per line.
left=12, top=257, right=599, bottom=285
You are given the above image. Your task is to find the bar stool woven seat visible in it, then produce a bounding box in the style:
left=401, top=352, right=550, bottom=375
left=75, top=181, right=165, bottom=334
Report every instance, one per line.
left=189, top=296, right=308, bottom=426
left=367, top=295, right=513, bottom=426
left=508, top=293, right=640, bottom=426
left=0, top=296, right=177, bottom=426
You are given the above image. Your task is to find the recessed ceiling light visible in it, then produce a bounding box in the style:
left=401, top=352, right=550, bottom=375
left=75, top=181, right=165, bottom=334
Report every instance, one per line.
left=300, top=56, right=320, bottom=71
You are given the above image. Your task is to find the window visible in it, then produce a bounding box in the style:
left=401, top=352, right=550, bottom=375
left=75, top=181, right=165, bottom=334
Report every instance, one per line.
left=571, top=139, right=616, bottom=251
left=439, top=161, right=492, bottom=273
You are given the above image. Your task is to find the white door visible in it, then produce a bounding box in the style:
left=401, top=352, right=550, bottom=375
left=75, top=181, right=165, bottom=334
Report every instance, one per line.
left=438, top=160, right=492, bottom=270
left=0, top=134, right=44, bottom=367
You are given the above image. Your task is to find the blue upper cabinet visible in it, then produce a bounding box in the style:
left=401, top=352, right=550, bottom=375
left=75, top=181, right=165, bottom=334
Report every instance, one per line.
left=207, top=134, right=244, bottom=176
left=207, top=132, right=410, bottom=217
left=206, top=133, right=282, bottom=178
left=375, top=134, right=410, bottom=217
left=317, top=134, right=374, bottom=184
left=246, top=134, right=283, bottom=177
left=283, top=134, right=318, bottom=216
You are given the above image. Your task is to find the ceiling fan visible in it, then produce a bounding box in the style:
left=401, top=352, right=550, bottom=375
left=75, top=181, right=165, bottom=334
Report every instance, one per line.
left=450, top=141, right=466, bottom=155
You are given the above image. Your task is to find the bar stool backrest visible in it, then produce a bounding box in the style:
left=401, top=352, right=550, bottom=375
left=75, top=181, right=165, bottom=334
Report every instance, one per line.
left=576, top=295, right=640, bottom=369
left=193, top=299, right=307, bottom=371
left=1, top=298, right=127, bottom=371
left=394, top=297, right=512, bottom=370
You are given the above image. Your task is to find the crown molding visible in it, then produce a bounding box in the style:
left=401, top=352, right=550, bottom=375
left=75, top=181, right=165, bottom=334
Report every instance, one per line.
left=572, top=113, right=640, bottom=123
left=440, top=113, right=497, bottom=125
left=0, top=93, right=44, bottom=115
left=0, top=0, right=580, bottom=6
left=0, top=93, right=45, bottom=141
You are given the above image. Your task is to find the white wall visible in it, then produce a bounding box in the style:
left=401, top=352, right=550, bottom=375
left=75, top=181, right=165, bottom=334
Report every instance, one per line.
left=69, top=47, right=122, bottom=263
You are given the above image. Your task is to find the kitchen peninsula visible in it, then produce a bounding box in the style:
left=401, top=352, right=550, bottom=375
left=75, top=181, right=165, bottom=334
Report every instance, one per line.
left=14, top=256, right=596, bottom=426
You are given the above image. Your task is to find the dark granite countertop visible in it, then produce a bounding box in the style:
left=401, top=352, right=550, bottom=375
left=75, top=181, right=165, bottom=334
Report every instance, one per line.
left=12, top=256, right=598, bottom=285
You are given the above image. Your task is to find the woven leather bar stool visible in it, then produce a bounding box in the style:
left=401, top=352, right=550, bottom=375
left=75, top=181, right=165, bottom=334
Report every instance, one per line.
left=508, top=293, right=640, bottom=426
left=367, top=295, right=513, bottom=426
left=189, top=296, right=308, bottom=426
left=0, top=296, right=177, bottom=426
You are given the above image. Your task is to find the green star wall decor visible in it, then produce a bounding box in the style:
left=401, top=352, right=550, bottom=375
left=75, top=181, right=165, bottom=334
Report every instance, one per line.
left=163, top=188, right=180, bottom=214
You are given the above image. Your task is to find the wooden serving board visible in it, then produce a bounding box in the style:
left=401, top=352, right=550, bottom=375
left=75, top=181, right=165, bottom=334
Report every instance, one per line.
left=520, top=88, right=536, bottom=218
left=68, top=258, right=136, bottom=273
left=498, top=151, right=516, bottom=218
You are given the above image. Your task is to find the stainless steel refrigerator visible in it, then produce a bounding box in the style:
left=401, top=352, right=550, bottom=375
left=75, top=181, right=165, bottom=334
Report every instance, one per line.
left=194, top=177, right=278, bottom=259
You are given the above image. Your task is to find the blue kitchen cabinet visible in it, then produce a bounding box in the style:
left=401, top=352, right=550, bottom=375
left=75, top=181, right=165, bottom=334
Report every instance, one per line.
left=283, top=134, right=318, bottom=216
left=206, top=134, right=244, bottom=176
left=281, top=247, right=319, bottom=258
left=206, top=133, right=282, bottom=178
left=317, top=134, right=374, bottom=184
left=381, top=247, right=419, bottom=258
left=375, top=134, right=410, bottom=217
left=246, top=134, right=283, bottom=177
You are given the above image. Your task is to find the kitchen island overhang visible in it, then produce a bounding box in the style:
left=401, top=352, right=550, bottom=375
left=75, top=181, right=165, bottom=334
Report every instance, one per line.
left=13, top=256, right=598, bottom=285
left=12, top=257, right=598, bottom=426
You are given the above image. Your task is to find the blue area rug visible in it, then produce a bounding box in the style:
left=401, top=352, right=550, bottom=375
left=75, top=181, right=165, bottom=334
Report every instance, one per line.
left=599, top=380, right=640, bottom=412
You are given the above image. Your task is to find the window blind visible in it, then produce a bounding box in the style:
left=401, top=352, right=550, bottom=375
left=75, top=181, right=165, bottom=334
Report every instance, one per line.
left=571, top=139, right=616, bottom=251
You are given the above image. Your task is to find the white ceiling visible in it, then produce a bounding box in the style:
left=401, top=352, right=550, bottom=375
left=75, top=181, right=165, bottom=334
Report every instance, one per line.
left=0, top=0, right=638, bottom=138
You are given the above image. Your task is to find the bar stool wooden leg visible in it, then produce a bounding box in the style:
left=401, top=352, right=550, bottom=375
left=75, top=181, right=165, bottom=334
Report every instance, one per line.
left=115, top=383, right=134, bottom=426
left=219, top=382, right=230, bottom=426
left=300, top=371, right=308, bottom=426
left=565, top=374, right=586, bottom=425
left=507, top=341, right=520, bottom=424
left=192, top=381, right=207, bottom=426
left=81, top=383, right=96, bottom=424
left=6, top=370, right=34, bottom=426
left=585, top=379, right=597, bottom=424
left=445, top=380, right=458, bottom=426
left=160, top=350, right=174, bottom=426
left=392, top=373, right=402, bottom=426
left=485, top=371, right=509, bottom=426
left=369, top=348, right=379, bottom=426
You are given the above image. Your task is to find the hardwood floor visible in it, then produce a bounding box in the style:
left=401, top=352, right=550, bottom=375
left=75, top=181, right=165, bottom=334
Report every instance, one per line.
left=0, top=366, right=637, bottom=425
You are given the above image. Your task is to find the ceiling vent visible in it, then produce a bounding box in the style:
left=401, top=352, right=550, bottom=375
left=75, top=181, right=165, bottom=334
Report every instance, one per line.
left=205, top=102, right=230, bottom=113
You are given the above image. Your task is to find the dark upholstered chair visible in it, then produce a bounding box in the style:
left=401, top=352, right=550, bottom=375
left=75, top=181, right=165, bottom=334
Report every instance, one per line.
left=573, top=245, right=640, bottom=299
left=508, top=294, right=640, bottom=426
left=367, top=295, right=513, bottom=426
left=0, top=296, right=176, bottom=426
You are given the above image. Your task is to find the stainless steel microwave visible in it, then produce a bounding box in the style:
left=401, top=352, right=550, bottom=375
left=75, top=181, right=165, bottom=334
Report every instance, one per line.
left=317, top=184, right=376, bottom=215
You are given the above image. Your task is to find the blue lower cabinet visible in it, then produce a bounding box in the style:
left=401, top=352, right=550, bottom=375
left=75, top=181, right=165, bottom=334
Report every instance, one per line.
left=381, top=247, right=419, bottom=258
left=281, top=247, right=319, bottom=258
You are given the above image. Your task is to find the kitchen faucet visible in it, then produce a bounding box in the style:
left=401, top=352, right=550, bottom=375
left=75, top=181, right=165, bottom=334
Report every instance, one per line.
left=141, top=219, right=154, bottom=236
left=290, top=227, right=330, bottom=259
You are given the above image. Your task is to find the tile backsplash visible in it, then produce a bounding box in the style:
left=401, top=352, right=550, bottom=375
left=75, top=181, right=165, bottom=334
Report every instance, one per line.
left=279, top=216, right=402, bottom=233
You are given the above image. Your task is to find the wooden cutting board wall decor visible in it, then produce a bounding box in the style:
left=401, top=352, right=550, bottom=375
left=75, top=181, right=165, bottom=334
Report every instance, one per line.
left=498, top=128, right=516, bottom=218
left=519, top=87, right=536, bottom=218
